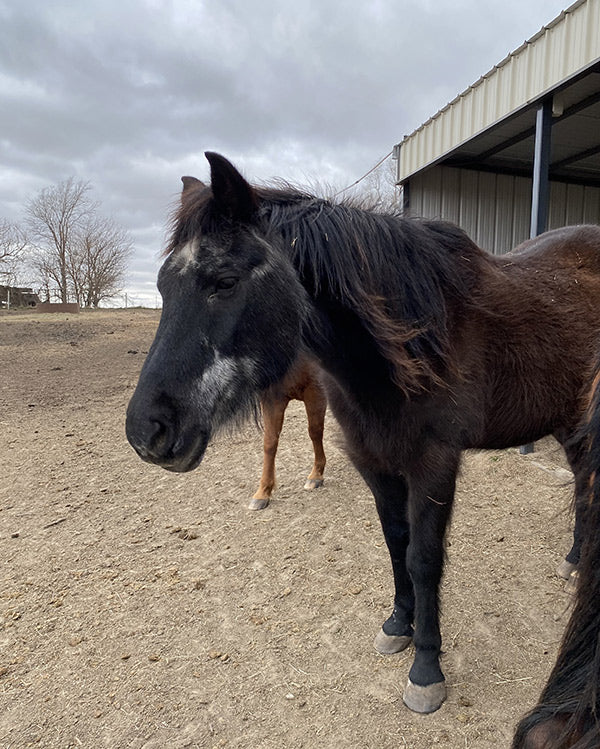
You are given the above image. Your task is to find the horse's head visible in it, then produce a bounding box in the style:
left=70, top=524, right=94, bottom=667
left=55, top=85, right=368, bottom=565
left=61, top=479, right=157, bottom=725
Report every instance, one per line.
left=126, top=152, right=307, bottom=472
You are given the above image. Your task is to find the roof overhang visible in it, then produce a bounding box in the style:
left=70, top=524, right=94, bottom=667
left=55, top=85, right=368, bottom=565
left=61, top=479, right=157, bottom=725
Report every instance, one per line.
left=396, top=0, right=600, bottom=187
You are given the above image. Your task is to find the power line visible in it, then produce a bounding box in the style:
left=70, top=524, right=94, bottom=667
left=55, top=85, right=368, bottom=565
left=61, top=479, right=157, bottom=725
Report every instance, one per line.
left=333, top=150, right=393, bottom=199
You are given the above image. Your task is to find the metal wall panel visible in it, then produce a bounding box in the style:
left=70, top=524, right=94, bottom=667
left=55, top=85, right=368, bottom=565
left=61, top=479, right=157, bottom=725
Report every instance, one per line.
left=421, top=168, right=442, bottom=218
left=494, top=174, right=516, bottom=254
left=440, top=167, right=461, bottom=225
left=565, top=183, right=586, bottom=223
left=512, top=177, right=532, bottom=247
left=457, top=170, right=479, bottom=241
left=476, top=172, right=498, bottom=251
left=408, top=165, right=600, bottom=254
left=584, top=185, right=600, bottom=220
left=548, top=181, right=568, bottom=227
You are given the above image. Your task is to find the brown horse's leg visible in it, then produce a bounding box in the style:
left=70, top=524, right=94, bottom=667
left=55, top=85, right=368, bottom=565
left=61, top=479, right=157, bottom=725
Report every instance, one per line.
left=303, top=384, right=327, bottom=491
left=249, top=396, right=289, bottom=510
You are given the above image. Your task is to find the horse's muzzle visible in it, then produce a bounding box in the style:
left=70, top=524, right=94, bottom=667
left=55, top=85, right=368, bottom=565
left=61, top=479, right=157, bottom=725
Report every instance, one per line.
left=125, top=401, right=210, bottom=472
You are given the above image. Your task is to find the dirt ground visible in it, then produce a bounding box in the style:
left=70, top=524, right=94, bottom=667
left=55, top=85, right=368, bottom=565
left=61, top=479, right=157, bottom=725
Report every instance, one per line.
left=0, top=308, right=578, bottom=749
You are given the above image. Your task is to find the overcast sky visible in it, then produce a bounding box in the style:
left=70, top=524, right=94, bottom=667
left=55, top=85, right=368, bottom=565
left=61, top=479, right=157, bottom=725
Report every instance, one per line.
left=1, top=0, right=570, bottom=305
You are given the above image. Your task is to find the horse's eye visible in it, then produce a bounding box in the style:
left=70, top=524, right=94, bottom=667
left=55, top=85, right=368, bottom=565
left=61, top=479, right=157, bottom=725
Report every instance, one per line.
left=216, top=277, right=238, bottom=291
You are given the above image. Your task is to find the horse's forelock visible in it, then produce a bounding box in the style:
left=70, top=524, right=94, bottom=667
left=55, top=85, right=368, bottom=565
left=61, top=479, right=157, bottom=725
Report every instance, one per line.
left=164, top=185, right=219, bottom=257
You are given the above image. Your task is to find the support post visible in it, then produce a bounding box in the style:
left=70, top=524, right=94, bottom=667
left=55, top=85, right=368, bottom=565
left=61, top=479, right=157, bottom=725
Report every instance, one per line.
left=529, top=98, right=552, bottom=238
left=520, top=98, right=553, bottom=456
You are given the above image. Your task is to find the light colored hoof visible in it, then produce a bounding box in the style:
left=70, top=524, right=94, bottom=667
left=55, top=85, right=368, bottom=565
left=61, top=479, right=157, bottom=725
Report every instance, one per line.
left=556, top=559, right=577, bottom=580
left=304, top=478, right=324, bottom=490
left=564, top=569, right=579, bottom=595
left=373, top=628, right=412, bottom=655
left=403, top=678, right=446, bottom=714
left=248, top=497, right=270, bottom=511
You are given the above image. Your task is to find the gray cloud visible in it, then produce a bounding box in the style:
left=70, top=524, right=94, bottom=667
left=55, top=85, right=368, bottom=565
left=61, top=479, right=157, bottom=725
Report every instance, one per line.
left=0, top=0, right=568, bottom=304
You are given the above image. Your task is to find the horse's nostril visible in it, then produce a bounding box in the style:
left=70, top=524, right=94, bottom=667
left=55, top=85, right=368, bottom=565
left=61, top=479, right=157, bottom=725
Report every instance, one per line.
left=150, top=418, right=164, bottom=436
left=148, top=418, right=169, bottom=450
left=129, top=418, right=171, bottom=462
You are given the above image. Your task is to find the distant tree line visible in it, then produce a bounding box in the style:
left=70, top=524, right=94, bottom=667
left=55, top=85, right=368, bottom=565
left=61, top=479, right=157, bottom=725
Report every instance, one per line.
left=0, top=177, right=132, bottom=307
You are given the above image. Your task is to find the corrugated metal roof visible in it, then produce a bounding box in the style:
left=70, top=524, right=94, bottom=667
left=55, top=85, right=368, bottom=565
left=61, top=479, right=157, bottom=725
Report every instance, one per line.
left=397, top=0, right=600, bottom=182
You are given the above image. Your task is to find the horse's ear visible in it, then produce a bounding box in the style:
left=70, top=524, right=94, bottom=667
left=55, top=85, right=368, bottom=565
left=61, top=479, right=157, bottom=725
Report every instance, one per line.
left=181, top=176, right=206, bottom=196
left=205, top=151, right=257, bottom=223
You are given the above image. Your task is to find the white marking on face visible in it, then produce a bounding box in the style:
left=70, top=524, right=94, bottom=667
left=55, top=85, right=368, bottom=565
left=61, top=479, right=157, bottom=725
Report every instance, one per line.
left=193, top=352, right=256, bottom=427
left=174, top=239, right=199, bottom=274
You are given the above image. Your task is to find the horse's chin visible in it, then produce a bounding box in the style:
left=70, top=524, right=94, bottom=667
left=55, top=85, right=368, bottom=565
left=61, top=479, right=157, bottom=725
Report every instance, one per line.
left=133, top=428, right=210, bottom=473
left=159, top=453, right=205, bottom=473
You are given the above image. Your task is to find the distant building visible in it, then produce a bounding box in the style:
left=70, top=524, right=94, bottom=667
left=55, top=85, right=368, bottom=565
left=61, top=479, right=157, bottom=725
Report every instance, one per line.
left=0, top=285, right=41, bottom=308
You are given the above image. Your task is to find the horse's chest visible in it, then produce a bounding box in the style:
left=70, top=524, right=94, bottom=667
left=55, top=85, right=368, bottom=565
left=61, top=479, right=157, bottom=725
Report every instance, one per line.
left=324, top=382, right=421, bottom=472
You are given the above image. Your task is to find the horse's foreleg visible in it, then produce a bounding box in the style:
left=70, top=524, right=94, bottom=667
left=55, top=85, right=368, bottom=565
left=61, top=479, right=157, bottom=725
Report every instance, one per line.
left=358, top=470, right=414, bottom=653
left=303, top=384, right=327, bottom=490
left=249, top=396, right=288, bottom=510
left=403, top=454, right=458, bottom=714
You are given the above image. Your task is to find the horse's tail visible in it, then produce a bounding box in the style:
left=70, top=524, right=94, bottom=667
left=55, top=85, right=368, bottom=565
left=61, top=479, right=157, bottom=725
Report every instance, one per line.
left=513, top=361, right=600, bottom=749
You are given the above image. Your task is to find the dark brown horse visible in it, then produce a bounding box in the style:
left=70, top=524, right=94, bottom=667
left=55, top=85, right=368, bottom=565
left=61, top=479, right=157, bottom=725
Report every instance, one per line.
left=250, top=355, right=326, bottom=510
left=513, top=362, right=600, bottom=748
left=126, top=152, right=600, bottom=714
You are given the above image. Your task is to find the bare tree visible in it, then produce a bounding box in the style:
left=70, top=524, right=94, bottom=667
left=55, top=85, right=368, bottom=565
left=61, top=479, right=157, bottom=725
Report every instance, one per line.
left=340, top=155, right=400, bottom=210
left=73, top=216, right=133, bottom=307
left=25, top=178, right=94, bottom=303
left=25, top=177, right=132, bottom=306
left=358, top=157, right=399, bottom=209
left=0, top=219, right=28, bottom=285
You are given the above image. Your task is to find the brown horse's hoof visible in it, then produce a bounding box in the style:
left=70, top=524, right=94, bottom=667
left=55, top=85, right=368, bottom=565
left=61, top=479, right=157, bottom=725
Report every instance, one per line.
left=248, top=497, right=270, bottom=510
left=304, top=478, right=324, bottom=490
left=403, top=678, right=446, bottom=714
left=556, top=559, right=577, bottom=580
left=373, top=628, right=412, bottom=655
left=564, top=569, right=579, bottom=595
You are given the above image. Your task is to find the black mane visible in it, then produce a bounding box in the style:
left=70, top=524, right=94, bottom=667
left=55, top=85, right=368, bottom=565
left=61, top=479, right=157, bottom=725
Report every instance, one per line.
left=256, top=186, right=485, bottom=390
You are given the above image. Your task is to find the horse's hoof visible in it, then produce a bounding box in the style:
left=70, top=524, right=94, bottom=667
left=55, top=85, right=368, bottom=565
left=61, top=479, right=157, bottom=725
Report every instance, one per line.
left=304, top=478, right=324, bottom=490
left=564, top=569, right=579, bottom=595
left=373, top=628, right=412, bottom=655
left=403, top=678, right=446, bottom=714
left=248, top=497, right=270, bottom=510
left=556, top=559, right=577, bottom=580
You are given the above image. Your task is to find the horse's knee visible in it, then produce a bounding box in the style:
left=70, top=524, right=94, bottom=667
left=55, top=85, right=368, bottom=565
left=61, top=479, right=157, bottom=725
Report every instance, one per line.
left=406, top=546, right=444, bottom=587
left=308, top=425, right=324, bottom=443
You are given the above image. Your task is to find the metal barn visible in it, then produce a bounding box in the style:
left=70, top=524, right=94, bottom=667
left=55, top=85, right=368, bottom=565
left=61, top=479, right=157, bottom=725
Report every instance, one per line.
left=395, top=0, right=600, bottom=254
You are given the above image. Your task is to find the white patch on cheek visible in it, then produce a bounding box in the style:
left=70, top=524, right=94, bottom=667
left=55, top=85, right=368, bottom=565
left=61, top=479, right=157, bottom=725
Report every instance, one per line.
left=193, top=352, right=256, bottom=426
left=174, top=239, right=199, bottom=274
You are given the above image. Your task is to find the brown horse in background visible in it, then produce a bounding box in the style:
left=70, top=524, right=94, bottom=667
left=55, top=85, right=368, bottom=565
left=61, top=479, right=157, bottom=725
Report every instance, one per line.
left=249, top=356, right=326, bottom=510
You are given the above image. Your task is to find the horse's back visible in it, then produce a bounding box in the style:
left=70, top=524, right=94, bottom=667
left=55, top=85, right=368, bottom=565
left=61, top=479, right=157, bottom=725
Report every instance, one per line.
left=507, top=224, right=600, bottom=269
